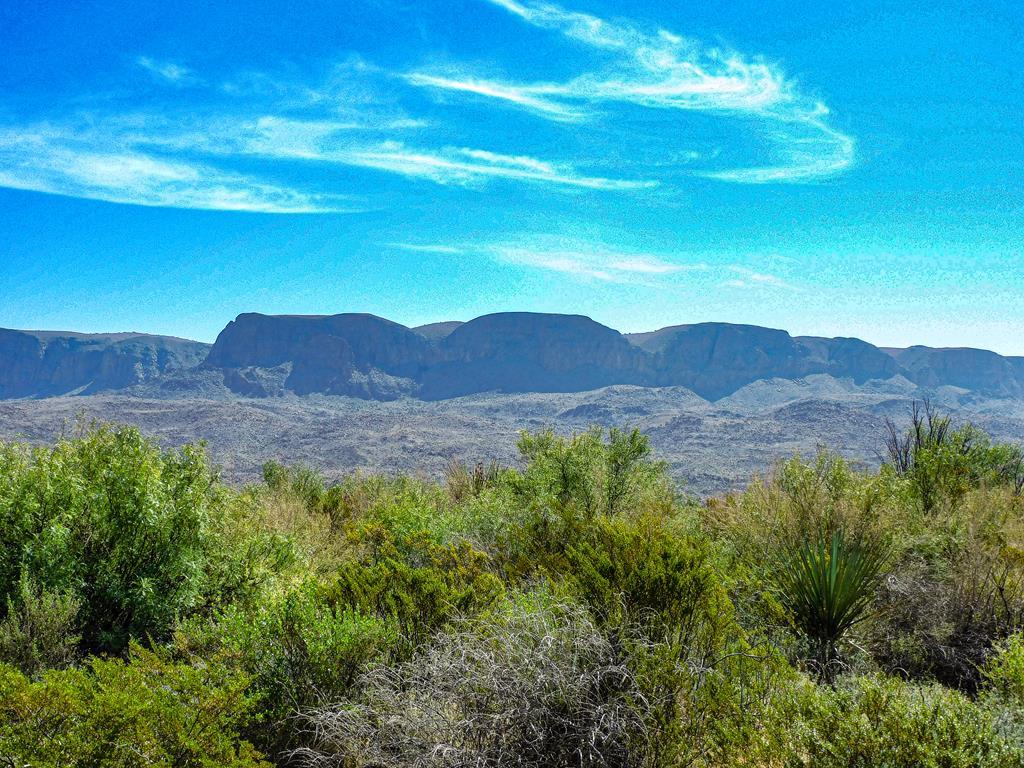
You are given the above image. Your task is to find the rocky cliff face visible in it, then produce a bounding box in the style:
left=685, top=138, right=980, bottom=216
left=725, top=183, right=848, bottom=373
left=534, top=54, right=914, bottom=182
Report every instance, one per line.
left=794, top=336, right=901, bottom=383
left=204, top=313, right=431, bottom=398
left=886, top=346, right=1024, bottom=398
left=0, top=329, right=209, bottom=398
left=1010, top=357, right=1024, bottom=380
left=626, top=324, right=900, bottom=399
left=3, top=313, right=1023, bottom=403
left=629, top=323, right=810, bottom=398
left=420, top=313, right=652, bottom=399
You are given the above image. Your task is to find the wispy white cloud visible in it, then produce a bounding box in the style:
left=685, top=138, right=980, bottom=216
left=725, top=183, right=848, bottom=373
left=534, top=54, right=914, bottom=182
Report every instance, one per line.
left=0, top=110, right=651, bottom=210
left=336, top=142, right=655, bottom=189
left=724, top=265, right=800, bottom=290
left=127, top=114, right=651, bottom=190
left=499, top=249, right=617, bottom=281
left=381, top=238, right=704, bottom=283
left=137, top=56, right=200, bottom=86
left=381, top=235, right=738, bottom=288
left=0, top=1, right=855, bottom=212
left=225, top=119, right=651, bottom=187
left=404, top=0, right=854, bottom=183
left=388, top=242, right=464, bottom=254
left=487, top=243, right=704, bottom=283
left=0, top=127, right=342, bottom=213
left=608, top=256, right=703, bottom=274
left=700, top=112, right=855, bottom=184
left=404, top=73, right=583, bottom=121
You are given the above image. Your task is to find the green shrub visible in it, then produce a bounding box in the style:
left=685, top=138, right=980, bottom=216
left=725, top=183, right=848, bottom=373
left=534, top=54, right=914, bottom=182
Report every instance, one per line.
left=0, top=425, right=288, bottom=655
left=443, top=458, right=505, bottom=502
left=885, top=402, right=1024, bottom=513
left=261, top=460, right=325, bottom=511
left=326, top=526, right=505, bottom=650
left=0, top=573, right=80, bottom=677
left=3, top=420, right=1021, bottom=765
left=180, top=580, right=398, bottom=757
left=562, top=513, right=732, bottom=647
left=196, top=489, right=297, bottom=612
left=515, top=427, right=672, bottom=519
left=559, top=513, right=788, bottom=768
left=0, top=426, right=218, bottom=652
left=864, top=488, right=1024, bottom=691
left=982, top=633, right=1024, bottom=748
left=0, top=643, right=268, bottom=767
left=788, top=675, right=1019, bottom=767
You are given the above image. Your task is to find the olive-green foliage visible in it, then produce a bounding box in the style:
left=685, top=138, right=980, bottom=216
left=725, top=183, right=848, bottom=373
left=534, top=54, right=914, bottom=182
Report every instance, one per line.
left=515, top=427, right=672, bottom=518
left=0, top=424, right=277, bottom=654
left=866, top=479, right=1024, bottom=690
left=262, top=460, right=325, bottom=511
left=2, top=419, right=1022, bottom=767
left=985, top=633, right=1024, bottom=705
left=562, top=513, right=730, bottom=645
left=0, top=643, right=268, bottom=768
left=326, top=526, right=505, bottom=650
left=885, top=401, right=1024, bottom=513
left=0, top=573, right=81, bottom=677
left=787, top=675, right=1019, bottom=768
left=180, top=581, right=398, bottom=755
left=705, top=452, right=893, bottom=664
left=982, top=633, right=1024, bottom=748
left=443, top=458, right=506, bottom=502
left=710, top=418, right=1024, bottom=694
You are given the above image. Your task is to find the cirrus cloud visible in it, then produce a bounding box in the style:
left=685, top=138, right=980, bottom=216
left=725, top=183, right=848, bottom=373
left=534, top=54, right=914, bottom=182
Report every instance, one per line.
left=0, top=0, right=855, bottom=213
left=409, top=0, right=854, bottom=183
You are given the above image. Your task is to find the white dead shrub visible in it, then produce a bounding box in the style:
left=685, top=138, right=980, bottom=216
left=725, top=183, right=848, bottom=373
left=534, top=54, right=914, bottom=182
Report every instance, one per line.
left=291, top=595, right=649, bottom=768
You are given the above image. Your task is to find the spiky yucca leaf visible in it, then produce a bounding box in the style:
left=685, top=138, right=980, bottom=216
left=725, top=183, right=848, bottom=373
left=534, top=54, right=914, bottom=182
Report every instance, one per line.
left=775, top=528, right=888, bottom=682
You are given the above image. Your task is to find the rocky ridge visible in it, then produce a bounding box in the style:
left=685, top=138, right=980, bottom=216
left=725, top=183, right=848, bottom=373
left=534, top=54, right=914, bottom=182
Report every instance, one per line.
left=2, top=311, right=1023, bottom=403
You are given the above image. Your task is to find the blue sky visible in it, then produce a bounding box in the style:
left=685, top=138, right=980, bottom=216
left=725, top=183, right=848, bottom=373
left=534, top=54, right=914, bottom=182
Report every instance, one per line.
left=1, top=0, right=1022, bottom=351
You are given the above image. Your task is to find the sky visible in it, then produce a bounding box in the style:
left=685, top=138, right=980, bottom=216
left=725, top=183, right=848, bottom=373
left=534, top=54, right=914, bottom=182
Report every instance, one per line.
left=0, top=0, right=1022, bottom=352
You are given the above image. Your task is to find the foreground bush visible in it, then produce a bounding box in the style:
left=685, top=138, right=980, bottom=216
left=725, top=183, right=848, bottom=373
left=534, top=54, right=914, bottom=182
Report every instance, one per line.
left=0, top=426, right=218, bottom=653
left=179, top=581, right=400, bottom=754
left=983, top=633, right=1024, bottom=748
left=0, top=643, right=267, bottom=767
left=0, top=424, right=285, bottom=656
left=294, top=593, right=648, bottom=768
left=0, top=416, right=1021, bottom=766
left=788, top=675, right=1019, bottom=767
left=0, top=574, right=81, bottom=677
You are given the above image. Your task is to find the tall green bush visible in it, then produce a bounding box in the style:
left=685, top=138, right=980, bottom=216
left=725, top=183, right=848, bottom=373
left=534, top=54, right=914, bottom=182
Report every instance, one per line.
left=0, top=425, right=275, bottom=655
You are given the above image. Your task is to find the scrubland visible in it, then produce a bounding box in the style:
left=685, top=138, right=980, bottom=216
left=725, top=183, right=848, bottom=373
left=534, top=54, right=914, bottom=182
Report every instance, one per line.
left=2, top=404, right=1024, bottom=766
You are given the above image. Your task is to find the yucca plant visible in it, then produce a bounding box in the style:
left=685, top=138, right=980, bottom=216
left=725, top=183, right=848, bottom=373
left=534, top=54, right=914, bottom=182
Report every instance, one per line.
left=774, top=528, right=889, bottom=683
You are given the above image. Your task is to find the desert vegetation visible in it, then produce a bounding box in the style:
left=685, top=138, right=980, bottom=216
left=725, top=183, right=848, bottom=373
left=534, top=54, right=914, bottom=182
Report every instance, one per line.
left=1, top=409, right=1024, bottom=766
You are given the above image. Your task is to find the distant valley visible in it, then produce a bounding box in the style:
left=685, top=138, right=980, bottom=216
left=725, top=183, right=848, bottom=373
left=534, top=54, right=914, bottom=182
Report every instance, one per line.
left=2, top=312, right=1023, bottom=494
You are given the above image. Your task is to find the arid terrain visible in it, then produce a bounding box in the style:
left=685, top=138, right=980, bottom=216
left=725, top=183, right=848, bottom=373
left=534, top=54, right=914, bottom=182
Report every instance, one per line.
left=4, top=381, right=1022, bottom=496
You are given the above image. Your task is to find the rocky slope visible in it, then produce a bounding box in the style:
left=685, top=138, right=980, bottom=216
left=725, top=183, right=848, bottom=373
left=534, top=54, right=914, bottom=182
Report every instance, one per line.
left=201, top=313, right=429, bottom=398
left=418, top=313, right=652, bottom=399
left=1, top=386, right=1020, bottom=496
left=0, top=329, right=209, bottom=398
left=2, top=312, right=1023, bottom=403
left=886, top=346, right=1024, bottom=398
left=625, top=324, right=900, bottom=399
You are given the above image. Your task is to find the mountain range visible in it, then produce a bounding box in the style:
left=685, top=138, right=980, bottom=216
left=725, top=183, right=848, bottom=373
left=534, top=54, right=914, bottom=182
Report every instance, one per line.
left=2, top=312, right=1022, bottom=402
